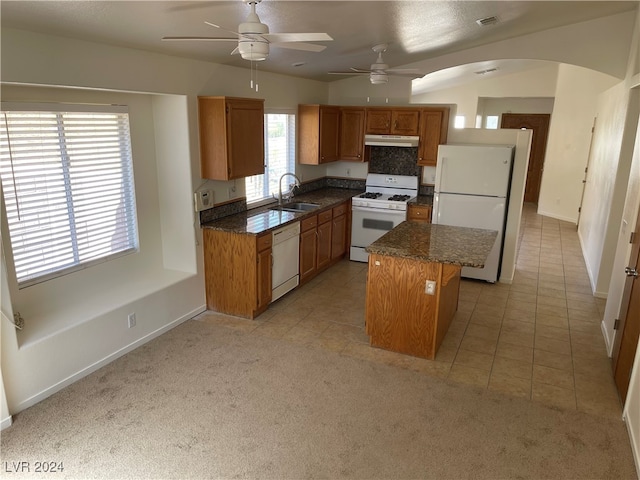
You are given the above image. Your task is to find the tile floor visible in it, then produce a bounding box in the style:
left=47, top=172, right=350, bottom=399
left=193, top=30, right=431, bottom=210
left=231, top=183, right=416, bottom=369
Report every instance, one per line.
left=196, top=203, right=622, bottom=419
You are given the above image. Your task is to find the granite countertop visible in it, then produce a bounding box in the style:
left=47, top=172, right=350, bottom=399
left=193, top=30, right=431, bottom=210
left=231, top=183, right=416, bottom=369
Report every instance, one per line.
left=202, top=187, right=362, bottom=235
left=366, top=221, right=497, bottom=267
left=409, top=195, right=434, bottom=207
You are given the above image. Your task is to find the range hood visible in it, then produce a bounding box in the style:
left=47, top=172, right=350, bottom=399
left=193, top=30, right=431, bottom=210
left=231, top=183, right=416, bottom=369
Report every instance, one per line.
left=364, top=134, right=420, bottom=147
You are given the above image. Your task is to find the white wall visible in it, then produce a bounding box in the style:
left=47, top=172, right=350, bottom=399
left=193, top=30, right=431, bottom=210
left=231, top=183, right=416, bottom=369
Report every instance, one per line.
left=412, top=63, right=559, bottom=129
left=538, top=65, right=620, bottom=223
left=0, top=28, right=331, bottom=414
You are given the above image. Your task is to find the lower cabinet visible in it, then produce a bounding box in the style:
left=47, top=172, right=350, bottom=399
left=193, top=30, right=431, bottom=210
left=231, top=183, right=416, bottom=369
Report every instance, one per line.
left=299, top=200, right=351, bottom=286
left=317, top=209, right=333, bottom=271
left=203, top=229, right=272, bottom=319
left=299, top=215, right=318, bottom=284
left=407, top=204, right=432, bottom=223
left=331, top=203, right=348, bottom=259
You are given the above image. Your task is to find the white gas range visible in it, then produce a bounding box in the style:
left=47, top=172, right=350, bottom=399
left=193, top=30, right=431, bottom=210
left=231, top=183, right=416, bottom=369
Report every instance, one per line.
left=350, top=173, right=418, bottom=262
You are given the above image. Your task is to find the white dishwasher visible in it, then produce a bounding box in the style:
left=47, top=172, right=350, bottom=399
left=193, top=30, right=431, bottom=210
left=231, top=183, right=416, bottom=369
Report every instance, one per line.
left=271, top=221, right=300, bottom=302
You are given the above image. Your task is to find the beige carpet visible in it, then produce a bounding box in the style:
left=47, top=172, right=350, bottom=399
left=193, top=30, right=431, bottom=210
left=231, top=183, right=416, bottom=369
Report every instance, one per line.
left=1, top=319, right=637, bottom=479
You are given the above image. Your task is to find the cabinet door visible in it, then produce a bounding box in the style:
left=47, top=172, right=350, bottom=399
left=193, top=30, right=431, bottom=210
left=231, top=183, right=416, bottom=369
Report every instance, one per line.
left=317, top=220, right=333, bottom=270
left=319, top=107, right=340, bottom=163
left=339, top=108, right=365, bottom=161
left=227, top=99, right=265, bottom=179
left=418, top=108, right=448, bottom=166
left=391, top=110, right=420, bottom=135
left=299, top=227, right=318, bottom=283
left=257, top=247, right=272, bottom=310
left=365, top=109, right=392, bottom=134
left=331, top=214, right=347, bottom=259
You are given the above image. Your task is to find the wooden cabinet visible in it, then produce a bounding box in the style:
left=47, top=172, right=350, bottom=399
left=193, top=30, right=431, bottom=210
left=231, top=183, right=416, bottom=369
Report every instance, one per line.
left=365, top=253, right=461, bottom=360
left=331, top=202, right=348, bottom=259
left=203, top=229, right=272, bottom=319
left=298, top=104, right=340, bottom=165
left=198, top=96, right=265, bottom=180
left=407, top=204, right=432, bottom=223
left=338, top=107, right=366, bottom=161
left=299, top=215, right=318, bottom=284
left=418, top=107, right=450, bottom=166
left=365, top=108, right=421, bottom=135
left=317, top=209, right=333, bottom=270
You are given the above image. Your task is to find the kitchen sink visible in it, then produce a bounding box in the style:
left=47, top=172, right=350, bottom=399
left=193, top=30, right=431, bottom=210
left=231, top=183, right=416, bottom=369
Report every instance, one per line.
left=271, top=202, right=320, bottom=213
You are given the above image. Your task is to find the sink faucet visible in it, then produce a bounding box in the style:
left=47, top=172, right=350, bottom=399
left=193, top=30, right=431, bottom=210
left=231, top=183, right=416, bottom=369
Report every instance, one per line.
left=278, top=173, right=302, bottom=206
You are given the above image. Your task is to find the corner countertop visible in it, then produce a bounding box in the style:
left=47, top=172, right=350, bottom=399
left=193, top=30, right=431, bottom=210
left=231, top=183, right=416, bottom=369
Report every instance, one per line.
left=366, top=221, right=497, bottom=267
left=201, top=188, right=362, bottom=235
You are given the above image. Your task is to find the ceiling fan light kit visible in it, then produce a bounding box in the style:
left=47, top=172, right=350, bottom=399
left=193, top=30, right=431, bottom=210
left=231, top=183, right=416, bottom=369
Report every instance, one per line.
left=162, top=0, right=332, bottom=63
left=328, top=43, right=426, bottom=85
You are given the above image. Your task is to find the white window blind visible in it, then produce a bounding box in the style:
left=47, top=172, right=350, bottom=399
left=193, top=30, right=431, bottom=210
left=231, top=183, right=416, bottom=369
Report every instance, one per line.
left=0, top=103, right=139, bottom=288
left=245, top=113, right=296, bottom=204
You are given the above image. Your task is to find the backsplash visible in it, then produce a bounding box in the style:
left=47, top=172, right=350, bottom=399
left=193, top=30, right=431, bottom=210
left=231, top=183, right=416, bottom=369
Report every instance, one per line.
left=199, top=177, right=366, bottom=224
left=368, top=146, right=420, bottom=177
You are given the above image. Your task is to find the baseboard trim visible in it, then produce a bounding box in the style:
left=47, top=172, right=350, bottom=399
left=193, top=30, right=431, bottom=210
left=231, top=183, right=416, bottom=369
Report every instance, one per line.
left=601, top=320, right=613, bottom=356
left=1, top=415, right=13, bottom=430
left=624, top=411, right=640, bottom=479
left=12, top=305, right=206, bottom=414
left=536, top=209, right=578, bottom=224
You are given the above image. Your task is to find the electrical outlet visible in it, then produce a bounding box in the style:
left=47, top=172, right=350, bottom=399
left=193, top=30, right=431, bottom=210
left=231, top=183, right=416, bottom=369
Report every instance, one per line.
left=425, top=280, right=436, bottom=295
left=127, top=313, right=136, bottom=328
left=194, top=190, right=214, bottom=212
left=346, top=168, right=351, bottom=177
left=228, top=185, right=236, bottom=199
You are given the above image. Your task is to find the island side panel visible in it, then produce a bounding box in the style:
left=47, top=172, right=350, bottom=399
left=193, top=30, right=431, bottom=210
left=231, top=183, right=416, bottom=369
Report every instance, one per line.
left=435, top=264, right=462, bottom=351
left=365, top=253, right=441, bottom=359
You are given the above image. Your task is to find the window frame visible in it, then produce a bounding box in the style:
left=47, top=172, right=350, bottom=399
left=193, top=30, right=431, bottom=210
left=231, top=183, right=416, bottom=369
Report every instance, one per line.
left=245, top=109, right=296, bottom=207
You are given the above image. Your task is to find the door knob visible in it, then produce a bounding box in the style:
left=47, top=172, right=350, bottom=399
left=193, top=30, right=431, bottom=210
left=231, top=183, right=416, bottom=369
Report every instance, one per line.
left=625, top=267, right=638, bottom=277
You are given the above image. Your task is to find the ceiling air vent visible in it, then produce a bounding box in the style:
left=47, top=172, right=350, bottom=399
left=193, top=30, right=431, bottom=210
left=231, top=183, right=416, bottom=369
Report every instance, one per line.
left=476, top=16, right=499, bottom=26
left=474, top=68, right=498, bottom=75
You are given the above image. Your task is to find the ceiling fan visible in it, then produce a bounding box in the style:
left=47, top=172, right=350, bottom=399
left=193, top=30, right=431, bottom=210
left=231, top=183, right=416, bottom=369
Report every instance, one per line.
left=162, top=0, right=333, bottom=62
left=329, top=44, right=426, bottom=84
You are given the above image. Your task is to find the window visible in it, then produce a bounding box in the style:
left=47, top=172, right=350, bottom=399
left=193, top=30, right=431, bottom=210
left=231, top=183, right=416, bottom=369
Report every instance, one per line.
left=245, top=113, right=296, bottom=204
left=0, top=103, right=139, bottom=288
left=485, top=115, right=499, bottom=129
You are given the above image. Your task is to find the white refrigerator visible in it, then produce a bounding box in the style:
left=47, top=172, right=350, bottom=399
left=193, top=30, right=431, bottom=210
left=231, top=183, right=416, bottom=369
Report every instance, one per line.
left=432, top=144, right=514, bottom=283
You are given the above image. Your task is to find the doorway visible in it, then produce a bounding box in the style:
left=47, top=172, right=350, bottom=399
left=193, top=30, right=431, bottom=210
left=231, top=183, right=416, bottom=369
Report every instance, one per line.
left=501, top=113, right=551, bottom=203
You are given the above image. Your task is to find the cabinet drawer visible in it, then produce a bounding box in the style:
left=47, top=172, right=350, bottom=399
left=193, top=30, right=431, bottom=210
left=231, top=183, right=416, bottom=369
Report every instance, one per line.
left=257, top=232, right=272, bottom=252
left=301, top=215, right=318, bottom=232
left=318, top=209, right=333, bottom=224
left=407, top=205, right=432, bottom=223
left=332, top=203, right=347, bottom=217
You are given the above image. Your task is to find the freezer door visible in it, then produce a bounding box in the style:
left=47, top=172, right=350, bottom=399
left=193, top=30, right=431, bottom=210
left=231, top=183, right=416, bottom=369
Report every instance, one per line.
left=432, top=193, right=505, bottom=282
left=435, top=145, right=513, bottom=197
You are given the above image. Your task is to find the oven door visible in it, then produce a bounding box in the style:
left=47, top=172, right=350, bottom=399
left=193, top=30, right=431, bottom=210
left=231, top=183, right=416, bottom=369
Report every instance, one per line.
left=350, top=205, right=406, bottom=261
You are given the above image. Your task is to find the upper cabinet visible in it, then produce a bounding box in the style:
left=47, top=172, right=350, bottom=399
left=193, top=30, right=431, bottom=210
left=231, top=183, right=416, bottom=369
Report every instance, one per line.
left=298, top=104, right=340, bottom=165
left=338, top=107, right=366, bottom=162
left=418, top=107, right=450, bottom=167
left=198, top=96, right=265, bottom=180
left=365, top=108, right=420, bottom=136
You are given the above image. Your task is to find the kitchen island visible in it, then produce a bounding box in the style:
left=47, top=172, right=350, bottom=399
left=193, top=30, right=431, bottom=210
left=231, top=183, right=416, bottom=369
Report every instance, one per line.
left=365, top=222, right=497, bottom=360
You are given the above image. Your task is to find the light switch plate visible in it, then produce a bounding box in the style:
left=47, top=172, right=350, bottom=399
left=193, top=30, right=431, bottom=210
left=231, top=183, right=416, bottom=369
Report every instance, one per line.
left=194, top=190, right=214, bottom=212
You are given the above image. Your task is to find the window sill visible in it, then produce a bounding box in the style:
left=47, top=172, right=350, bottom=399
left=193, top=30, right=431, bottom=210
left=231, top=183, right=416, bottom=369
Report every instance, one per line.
left=16, top=268, right=195, bottom=348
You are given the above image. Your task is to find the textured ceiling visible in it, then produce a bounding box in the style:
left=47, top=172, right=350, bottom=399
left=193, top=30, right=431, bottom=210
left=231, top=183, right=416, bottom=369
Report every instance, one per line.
left=1, top=1, right=637, bottom=87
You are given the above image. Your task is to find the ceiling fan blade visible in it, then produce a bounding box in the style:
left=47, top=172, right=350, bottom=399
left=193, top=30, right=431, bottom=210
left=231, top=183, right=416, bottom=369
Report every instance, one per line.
left=350, top=68, right=372, bottom=73
left=204, top=21, right=243, bottom=37
left=162, top=36, right=237, bottom=42
left=273, top=42, right=327, bottom=53
left=261, top=33, right=333, bottom=43
left=328, top=71, right=370, bottom=76
left=230, top=46, right=240, bottom=55
left=386, top=68, right=425, bottom=74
